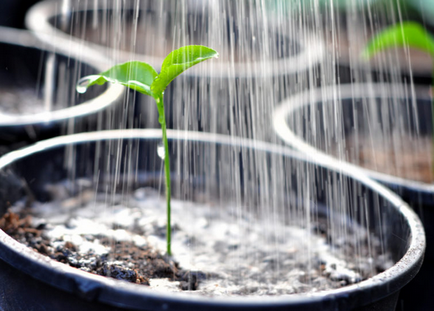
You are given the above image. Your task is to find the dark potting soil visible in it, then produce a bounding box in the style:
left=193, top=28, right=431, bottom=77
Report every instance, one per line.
left=0, top=211, right=199, bottom=290
left=0, top=184, right=393, bottom=296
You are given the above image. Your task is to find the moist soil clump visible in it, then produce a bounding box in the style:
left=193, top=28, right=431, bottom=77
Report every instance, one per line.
left=0, top=211, right=198, bottom=290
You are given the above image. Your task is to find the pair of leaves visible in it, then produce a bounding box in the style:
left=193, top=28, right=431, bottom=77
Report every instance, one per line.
left=363, top=21, right=434, bottom=60
left=76, top=45, right=218, bottom=99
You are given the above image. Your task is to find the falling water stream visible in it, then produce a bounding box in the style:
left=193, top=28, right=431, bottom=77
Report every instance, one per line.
left=2, top=0, right=429, bottom=298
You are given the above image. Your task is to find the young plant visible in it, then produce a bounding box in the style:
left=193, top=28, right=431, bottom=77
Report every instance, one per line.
left=76, top=45, right=218, bottom=256
left=363, top=21, right=434, bottom=177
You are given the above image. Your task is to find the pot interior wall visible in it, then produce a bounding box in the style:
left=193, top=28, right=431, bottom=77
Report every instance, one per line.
left=287, top=88, right=433, bottom=182
left=49, top=1, right=300, bottom=63
left=289, top=95, right=432, bottom=152
left=0, top=41, right=105, bottom=117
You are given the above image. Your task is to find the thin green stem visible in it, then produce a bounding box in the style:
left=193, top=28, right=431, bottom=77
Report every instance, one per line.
left=431, top=69, right=434, bottom=182
left=156, top=94, right=172, bottom=256
left=162, top=122, right=172, bottom=256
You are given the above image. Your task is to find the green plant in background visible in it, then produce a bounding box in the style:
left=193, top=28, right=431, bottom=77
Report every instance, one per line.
left=76, top=45, right=218, bottom=256
left=363, top=22, right=434, bottom=59
left=363, top=21, right=434, bottom=176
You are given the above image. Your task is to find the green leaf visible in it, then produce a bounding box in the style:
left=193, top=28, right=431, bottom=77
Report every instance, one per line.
left=76, top=61, right=158, bottom=97
left=151, top=45, right=218, bottom=96
left=363, top=22, right=434, bottom=60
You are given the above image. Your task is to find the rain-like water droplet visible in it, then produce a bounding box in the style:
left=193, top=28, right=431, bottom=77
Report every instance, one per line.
left=76, top=77, right=91, bottom=94
left=76, top=75, right=99, bottom=94
left=158, top=116, right=165, bottom=124
left=157, top=142, right=165, bottom=160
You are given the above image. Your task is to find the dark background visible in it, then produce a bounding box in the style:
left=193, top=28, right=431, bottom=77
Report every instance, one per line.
left=0, top=0, right=41, bottom=29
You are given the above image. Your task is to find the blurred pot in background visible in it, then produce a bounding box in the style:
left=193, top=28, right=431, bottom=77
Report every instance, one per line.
left=0, top=26, right=124, bottom=151
left=273, top=82, right=434, bottom=310
left=26, top=0, right=324, bottom=141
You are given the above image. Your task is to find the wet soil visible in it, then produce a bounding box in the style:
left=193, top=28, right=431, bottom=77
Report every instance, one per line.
left=0, top=210, right=199, bottom=290
left=341, top=135, right=433, bottom=183
left=0, top=185, right=393, bottom=296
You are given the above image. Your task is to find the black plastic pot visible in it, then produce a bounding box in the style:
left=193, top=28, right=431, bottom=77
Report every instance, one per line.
left=0, top=26, right=124, bottom=149
left=273, top=82, right=433, bottom=310
left=0, top=129, right=425, bottom=310
left=26, top=0, right=324, bottom=140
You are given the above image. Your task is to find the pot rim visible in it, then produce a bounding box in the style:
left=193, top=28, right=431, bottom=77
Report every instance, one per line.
left=273, top=82, right=434, bottom=194
left=25, top=0, right=324, bottom=78
left=0, top=129, right=425, bottom=310
left=0, top=26, right=124, bottom=127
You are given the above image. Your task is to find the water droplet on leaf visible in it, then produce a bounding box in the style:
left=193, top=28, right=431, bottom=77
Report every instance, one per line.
left=76, top=77, right=91, bottom=94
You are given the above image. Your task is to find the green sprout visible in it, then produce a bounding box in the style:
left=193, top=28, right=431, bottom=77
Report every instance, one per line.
left=363, top=21, right=434, bottom=178
left=76, top=45, right=218, bottom=256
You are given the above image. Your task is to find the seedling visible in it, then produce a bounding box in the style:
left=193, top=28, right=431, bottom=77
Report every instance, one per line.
left=76, top=45, right=218, bottom=255
left=363, top=21, right=434, bottom=178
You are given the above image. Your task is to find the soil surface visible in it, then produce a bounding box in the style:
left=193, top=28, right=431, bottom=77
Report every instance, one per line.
left=1, top=184, right=393, bottom=296
left=340, top=134, right=433, bottom=183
